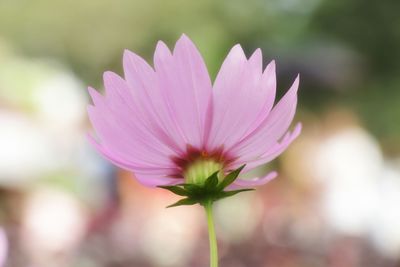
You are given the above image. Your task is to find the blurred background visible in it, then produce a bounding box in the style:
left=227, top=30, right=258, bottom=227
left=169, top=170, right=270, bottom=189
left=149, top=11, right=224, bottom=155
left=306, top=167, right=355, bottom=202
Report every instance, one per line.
left=0, top=0, right=399, bottom=266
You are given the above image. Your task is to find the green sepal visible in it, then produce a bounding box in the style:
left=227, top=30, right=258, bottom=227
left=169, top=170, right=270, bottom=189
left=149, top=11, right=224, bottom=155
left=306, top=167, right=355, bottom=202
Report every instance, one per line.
left=217, top=164, right=245, bottom=190
left=204, top=171, right=219, bottom=191
left=166, top=198, right=198, bottom=208
left=183, top=184, right=204, bottom=195
left=214, top=188, right=255, bottom=201
left=158, top=185, right=190, bottom=196
left=159, top=165, right=254, bottom=208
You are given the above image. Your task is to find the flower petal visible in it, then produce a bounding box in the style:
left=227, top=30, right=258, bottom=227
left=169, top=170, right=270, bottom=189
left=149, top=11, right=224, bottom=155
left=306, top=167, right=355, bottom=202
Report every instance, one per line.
left=103, top=71, right=181, bottom=155
left=87, top=134, right=179, bottom=173
left=133, top=173, right=184, bottom=187
left=230, top=171, right=278, bottom=189
left=239, top=60, right=277, bottom=138
left=228, top=75, right=299, bottom=161
left=153, top=35, right=213, bottom=149
left=232, top=122, right=302, bottom=171
left=88, top=97, right=174, bottom=167
left=123, top=49, right=185, bottom=153
left=248, top=48, right=263, bottom=75
left=208, top=48, right=277, bottom=151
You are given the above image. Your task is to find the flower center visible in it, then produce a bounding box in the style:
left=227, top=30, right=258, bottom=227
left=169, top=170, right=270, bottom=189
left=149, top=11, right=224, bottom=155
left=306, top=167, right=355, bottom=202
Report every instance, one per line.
left=184, top=159, right=223, bottom=185
left=171, top=145, right=232, bottom=185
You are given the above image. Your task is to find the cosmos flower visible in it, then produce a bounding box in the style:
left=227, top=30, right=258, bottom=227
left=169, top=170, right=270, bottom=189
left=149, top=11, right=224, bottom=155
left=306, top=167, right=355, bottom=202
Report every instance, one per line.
left=88, top=35, right=301, bottom=188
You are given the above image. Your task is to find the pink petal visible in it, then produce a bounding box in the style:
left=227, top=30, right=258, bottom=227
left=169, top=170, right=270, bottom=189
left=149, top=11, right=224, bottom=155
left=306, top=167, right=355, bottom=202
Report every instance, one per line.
left=230, top=171, right=278, bottom=189
left=103, top=71, right=131, bottom=105
left=153, top=35, right=213, bottom=149
left=208, top=46, right=275, bottom=150
left=88, top=86, right=104, bottom=106
left=103, top=71, right=180, bottom=155
left=123, top=49, right=185, bottom=153
left=239, top=60, right=277, bottom=138
left=248, top=48, right=263, bottom=75
left=134, top=173, right=184, bottom=187
left=228, top=75, right=300, bottom=161
left=87, top=101, right=173, bottom=167
left=207, top=44, right=246, bottom=150
left=88, top=134, right=178, bottom=173
left=232, top=122, right=302, bottom=171
left=90, top=134, right=183, bottom=188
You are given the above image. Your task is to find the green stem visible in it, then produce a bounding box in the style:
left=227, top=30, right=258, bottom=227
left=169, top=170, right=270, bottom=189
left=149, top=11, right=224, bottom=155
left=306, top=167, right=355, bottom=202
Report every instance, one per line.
left=204, top=200, right=218, bottom=267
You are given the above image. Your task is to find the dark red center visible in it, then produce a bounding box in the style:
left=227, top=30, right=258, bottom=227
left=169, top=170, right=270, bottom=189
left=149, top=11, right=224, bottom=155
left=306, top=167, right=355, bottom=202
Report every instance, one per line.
left=170, top=145, right=236, bottom=178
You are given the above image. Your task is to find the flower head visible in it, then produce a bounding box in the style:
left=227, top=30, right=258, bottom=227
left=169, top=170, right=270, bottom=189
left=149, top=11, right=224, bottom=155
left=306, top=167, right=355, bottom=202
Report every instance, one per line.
left=88, top=35, right=301, bottom=188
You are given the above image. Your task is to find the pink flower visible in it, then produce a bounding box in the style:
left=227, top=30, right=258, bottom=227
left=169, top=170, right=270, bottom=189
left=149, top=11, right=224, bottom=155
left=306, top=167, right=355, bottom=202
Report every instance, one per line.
left=88, top=35, right=301, bottom=188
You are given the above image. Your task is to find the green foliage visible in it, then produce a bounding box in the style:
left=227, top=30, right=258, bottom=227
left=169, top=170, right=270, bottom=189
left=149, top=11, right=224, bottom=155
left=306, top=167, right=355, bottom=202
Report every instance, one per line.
left=158, top=165, right=254, bottom=208
left=216, top=165, right=245, bottom=190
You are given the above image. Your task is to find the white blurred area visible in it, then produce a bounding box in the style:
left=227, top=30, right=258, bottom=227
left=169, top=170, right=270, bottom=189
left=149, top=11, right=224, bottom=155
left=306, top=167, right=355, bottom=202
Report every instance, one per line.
left=316, top=127, right=381, bottom=236
left=0, top=40, right=110, bottom=266
left=0, top=41, right=92, bottom=186
left=138, top=204, right=200, bottom=266
left=320, top=129, right=400, bottom=258
left=21, top=188, right=88, bottom=267
left=302, top=111, right=400, bottom=259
